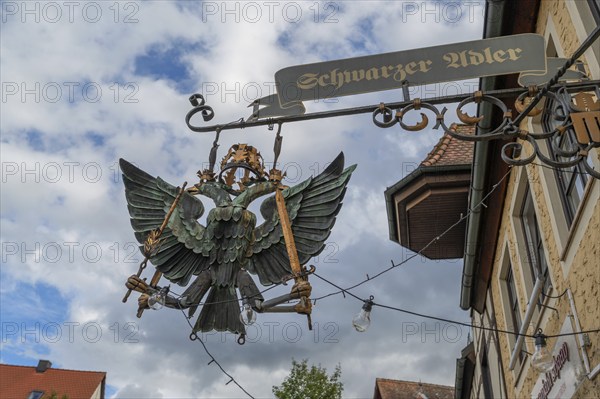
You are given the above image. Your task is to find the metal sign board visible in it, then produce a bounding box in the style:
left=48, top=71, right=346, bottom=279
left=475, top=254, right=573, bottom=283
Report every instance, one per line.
left=518, top=57, right=587, bottom=87
left=252, top=33, right=546, bottom=118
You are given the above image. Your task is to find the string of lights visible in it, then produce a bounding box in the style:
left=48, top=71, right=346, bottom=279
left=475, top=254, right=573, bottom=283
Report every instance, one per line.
left=179, top=308, right=256, bottom=399
left=159, top=154, right=597, bottom=395
left=313, top=166, right=514, bottom=302
left=312, top=272, right=600, bottom=340
left=303, top=162, right=599, bottom=341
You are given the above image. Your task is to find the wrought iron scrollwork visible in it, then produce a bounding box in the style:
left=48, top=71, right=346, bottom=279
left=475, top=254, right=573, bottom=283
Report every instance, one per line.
left=183, top=26, right=599, bottom=179
left=370, top=82, right=600, bottom=179
left=186, top=94, right=215, bottom=132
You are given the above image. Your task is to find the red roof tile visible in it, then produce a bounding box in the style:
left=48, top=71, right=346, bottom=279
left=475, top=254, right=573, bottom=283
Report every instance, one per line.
left=420, top=124, right=475, bottom=167
left=374, top=378, right=454, bottom=399
left=0, top=363, right=105, bottom=399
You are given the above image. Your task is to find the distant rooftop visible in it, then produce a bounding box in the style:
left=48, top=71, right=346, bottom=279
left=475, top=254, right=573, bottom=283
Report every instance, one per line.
left=374, top=378, right=455, bottom=399
left=420, top=124, right=475, bottom=167
left=0, top=360, right=106, bottom=399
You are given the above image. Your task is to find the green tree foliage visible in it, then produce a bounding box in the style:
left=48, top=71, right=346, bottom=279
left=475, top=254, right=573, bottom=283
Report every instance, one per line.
left=272, top=359, right=343, bottom=399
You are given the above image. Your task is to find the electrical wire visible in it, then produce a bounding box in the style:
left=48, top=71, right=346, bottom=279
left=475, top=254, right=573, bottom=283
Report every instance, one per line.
left=313, top=272, right=600, bottom=340
left=313, top=272, right=537, bottom=338
left=307, top=163, right=599, bottom=341
left=313, top=166, right=514, bottom=302
left=540, top=289, right=569, bottom=299
left=179, top=308, right=256, bottom=399
left=169, top=283, right=281, bottom=307
left=531, top=161, right=596, bottom=176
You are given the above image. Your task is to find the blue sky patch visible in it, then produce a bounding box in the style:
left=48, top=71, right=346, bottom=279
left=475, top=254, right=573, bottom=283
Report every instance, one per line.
left=26, top=130, right=45, bottom=151
left=134, top=41, right=204, bottom=94
left=348, top=18, right=374, bottom=53
left=86, top=131, right=105, bottom=147
left=277, top=31, right=293, bottom=49
left=0, top=278, right=69, bottom=366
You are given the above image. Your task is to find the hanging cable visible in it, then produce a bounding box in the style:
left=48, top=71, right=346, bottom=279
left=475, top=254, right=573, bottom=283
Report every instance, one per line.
left=313, top=166, right=514, bottom=301
left=313, top=272, right=600, bottom=339
left=307, top=162, right=599, bottom=340
left=180, top=308, right=256, bottom=399
left=169, top=282, right=280, bottom=307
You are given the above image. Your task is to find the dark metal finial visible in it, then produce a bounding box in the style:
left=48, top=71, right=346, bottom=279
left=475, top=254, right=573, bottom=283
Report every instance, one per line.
left=208, top=129, right=221, bottom=172
left=272, top=122, right=283, bottom=169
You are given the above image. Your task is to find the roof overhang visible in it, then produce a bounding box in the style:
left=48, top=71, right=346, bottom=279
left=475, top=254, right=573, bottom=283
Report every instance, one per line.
left=385, top=164, right=471, bottom=260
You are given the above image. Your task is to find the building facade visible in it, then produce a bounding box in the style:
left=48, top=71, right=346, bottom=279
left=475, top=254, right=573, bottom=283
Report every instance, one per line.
left=460, top=1, right=600, bottom=398
left=386, top=1, right=600, bottom=398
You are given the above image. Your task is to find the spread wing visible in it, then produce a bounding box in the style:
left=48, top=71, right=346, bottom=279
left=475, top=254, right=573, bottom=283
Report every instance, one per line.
left=120, top=159, right=212, bottom=286
left=247, top=152, right=356, bottom=285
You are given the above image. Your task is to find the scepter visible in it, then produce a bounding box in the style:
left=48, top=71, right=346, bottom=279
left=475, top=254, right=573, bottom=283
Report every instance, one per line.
left=270, top=123, right=313, bottom=330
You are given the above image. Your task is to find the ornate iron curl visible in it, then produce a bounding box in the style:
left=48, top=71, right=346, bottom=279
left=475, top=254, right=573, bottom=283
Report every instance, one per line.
left=372, top=103, right=395, bottom=128
left=186, top=94, right=215, bottom=130
left=514, top=87, right=543, bottom=117
left=397, top=99, right=446, bottom=132
left=372, top=100, right=447, bottom=131
left=442, top=92, right=512, bottom=140
left=500, top=137, right=537, bottom=167
left=369, top=81, right=600, bottom=178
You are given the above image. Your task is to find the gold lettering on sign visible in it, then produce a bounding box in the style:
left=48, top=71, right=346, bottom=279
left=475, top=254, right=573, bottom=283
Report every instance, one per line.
left=443, top=47, right=522, bottom=68
left=296, top=60, right=433, bottom=92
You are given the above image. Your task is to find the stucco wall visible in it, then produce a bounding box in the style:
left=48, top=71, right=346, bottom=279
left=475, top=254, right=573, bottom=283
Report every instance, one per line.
left=486, top=1, right=600, bottom=397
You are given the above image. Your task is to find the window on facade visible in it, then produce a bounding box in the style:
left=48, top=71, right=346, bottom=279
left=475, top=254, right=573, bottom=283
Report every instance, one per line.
left=505, top=267, right=524, bottom=363
left=481, top=348, right=494, bottom=399
left=520, top=187, right=551, bottom=296
left=543, top=98, right=590, bottom=227
left=590, top=0, right=600, bottom=23
left=27, top=391, right=44, bottom=399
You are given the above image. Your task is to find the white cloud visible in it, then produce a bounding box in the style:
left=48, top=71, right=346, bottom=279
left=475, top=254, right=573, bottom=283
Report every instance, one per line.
left=1, top=1, right=481, bottom=397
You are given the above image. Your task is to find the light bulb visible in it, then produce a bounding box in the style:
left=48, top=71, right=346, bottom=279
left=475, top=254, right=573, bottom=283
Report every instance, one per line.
left=148, top=286, right=169, bottom=310
left=352, top=296, right=374, bottom=332
left=531, top=331, right=554, bottom=373
left=240, top=303, right=256, bottom=326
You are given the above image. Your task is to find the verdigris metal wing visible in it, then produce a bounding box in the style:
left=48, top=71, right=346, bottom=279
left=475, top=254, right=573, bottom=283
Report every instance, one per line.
left=247, top=152, right=356, bottom=285
left=120, top=159, right=212, bottom=286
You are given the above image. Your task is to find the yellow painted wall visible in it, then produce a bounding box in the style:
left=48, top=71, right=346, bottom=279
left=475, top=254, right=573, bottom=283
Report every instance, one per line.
left=485, top=1, right=600, bottom=397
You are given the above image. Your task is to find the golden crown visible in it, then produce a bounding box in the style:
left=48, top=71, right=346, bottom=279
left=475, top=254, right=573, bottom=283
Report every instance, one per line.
left=219, top=144, right=267, bottom=190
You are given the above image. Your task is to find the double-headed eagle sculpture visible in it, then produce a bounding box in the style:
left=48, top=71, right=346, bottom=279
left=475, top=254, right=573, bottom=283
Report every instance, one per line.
left=121, top=144, right=355, bottom=339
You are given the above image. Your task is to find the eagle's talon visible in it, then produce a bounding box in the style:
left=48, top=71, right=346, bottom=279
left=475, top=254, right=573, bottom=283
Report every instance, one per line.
left=126, top=275, right=149, bottom=293
left=138, top=293, right=150, bottom=309
left=291, top=281, right=312, bottom=299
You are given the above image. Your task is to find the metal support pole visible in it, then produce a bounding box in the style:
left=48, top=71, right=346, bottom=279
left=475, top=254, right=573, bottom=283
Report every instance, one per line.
left=186, top=81, right=599, bottom=134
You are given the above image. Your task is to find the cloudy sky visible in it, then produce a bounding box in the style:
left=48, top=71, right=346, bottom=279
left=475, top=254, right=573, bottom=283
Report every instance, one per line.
left=1, top=1, right=486, bottom=397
